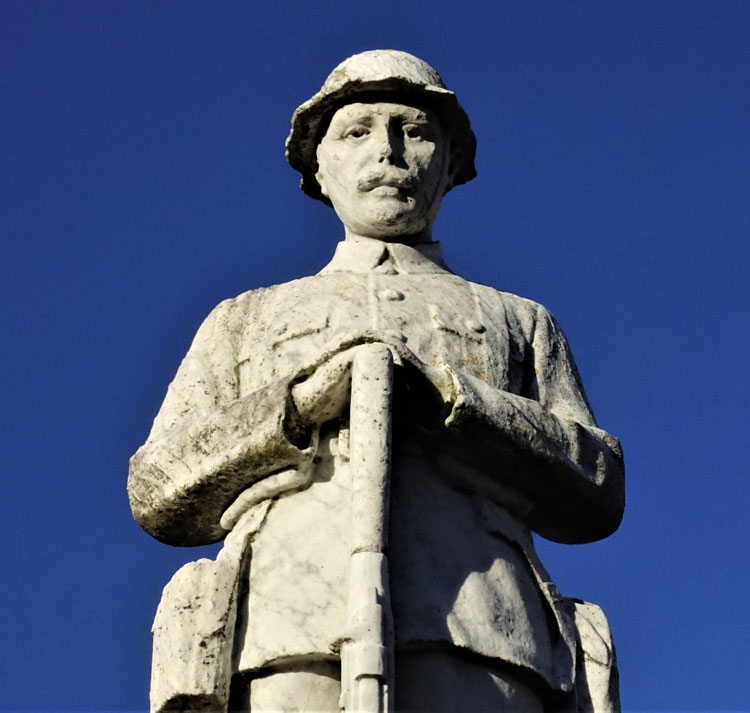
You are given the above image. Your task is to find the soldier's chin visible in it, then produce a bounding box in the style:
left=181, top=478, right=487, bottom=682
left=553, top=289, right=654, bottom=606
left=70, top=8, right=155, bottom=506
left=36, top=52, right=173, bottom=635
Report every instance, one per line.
left=363, top=201, right=426, bottom=235
left=366, top=219, right=426, bottom=240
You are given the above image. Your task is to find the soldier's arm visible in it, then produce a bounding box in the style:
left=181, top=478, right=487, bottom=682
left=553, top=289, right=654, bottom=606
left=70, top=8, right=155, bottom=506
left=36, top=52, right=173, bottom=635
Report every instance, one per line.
left=127, top=298, right=315, bottom=546
left=431, top=304, right=624, bottom=544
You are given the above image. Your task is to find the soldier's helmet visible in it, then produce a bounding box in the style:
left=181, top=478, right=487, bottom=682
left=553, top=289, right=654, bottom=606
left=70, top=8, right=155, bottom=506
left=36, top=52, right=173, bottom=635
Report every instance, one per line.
left=286, top=49, right=477, bottom=205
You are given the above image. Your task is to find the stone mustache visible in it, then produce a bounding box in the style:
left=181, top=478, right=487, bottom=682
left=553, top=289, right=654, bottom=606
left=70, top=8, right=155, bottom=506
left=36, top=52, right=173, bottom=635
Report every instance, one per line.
left=128, top=50, right=625, bottom=713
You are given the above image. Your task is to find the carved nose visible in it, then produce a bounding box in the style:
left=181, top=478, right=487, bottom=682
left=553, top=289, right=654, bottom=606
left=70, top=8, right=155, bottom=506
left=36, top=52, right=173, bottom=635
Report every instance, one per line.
left=376, top=130, right=394, bottom=162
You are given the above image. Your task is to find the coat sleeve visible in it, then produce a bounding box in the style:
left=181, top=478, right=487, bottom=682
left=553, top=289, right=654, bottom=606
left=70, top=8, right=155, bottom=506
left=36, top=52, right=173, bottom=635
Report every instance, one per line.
left=439, top=303, right=624, bottom=544
left=127, top=297, right=315, bottom=546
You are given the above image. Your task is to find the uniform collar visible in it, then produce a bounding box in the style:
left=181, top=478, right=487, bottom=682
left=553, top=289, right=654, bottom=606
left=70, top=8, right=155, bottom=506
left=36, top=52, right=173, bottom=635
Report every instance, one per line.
left=319, top=237, right=452, bottom=275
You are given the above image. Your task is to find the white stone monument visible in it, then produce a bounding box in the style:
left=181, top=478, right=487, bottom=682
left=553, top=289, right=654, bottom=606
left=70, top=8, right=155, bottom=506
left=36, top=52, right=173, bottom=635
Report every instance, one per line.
left=129, top=50, right=625, bottom=713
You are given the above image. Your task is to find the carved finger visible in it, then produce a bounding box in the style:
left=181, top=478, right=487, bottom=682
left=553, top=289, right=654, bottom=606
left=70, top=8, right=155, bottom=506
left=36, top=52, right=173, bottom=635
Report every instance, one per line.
left=220, top=467, right=312, bottom=531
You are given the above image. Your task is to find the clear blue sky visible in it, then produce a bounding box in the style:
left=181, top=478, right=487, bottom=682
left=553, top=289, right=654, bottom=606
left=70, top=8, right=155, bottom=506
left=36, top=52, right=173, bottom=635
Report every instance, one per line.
left=2, top=1, right=749, bottom=710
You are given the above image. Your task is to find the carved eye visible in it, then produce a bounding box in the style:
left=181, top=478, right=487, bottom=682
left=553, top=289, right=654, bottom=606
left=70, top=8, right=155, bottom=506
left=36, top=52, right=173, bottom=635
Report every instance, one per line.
left=403, top=124, right=427, bottom=140
left=344, top=125, right=370, bottom=140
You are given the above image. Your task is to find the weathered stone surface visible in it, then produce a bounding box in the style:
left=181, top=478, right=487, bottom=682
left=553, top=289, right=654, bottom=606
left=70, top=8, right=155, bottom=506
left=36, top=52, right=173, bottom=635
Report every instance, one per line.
left=129, top=49, right=624, bottom=712
left=571, top=600, right=621, bottom=713
left=149, top=503, right=270, bottom=713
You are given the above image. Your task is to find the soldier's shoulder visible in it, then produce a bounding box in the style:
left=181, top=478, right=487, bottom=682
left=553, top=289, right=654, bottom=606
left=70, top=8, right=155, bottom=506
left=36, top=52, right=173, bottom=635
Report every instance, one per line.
left=204, top=274, right=329, bottom=321
left=464, top=278, right=549, bottom=318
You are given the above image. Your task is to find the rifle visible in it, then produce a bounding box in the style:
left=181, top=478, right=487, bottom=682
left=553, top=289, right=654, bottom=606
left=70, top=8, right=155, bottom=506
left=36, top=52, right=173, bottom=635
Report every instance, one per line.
left=338, top=343, right=395, bottom=713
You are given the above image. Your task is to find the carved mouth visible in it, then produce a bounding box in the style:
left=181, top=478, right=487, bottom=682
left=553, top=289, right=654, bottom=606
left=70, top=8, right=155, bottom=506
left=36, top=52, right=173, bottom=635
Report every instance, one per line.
left=358, top=174, right=416, bottom=194
left=370, top=185, right=405, bottom=197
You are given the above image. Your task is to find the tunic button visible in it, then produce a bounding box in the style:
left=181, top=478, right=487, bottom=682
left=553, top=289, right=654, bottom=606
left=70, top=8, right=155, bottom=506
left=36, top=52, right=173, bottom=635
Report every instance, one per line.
left=378, top=288, right=404, bottom=301
left=465, top=319, right=486, bottom=333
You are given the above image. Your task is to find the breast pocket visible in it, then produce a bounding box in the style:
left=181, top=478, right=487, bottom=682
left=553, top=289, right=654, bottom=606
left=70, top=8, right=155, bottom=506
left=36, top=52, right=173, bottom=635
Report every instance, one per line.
left=429, top=311, right=491, bottom=383
left=270, top=309, right=333, bottom=372
left=237, top=306, right=333, bottom=387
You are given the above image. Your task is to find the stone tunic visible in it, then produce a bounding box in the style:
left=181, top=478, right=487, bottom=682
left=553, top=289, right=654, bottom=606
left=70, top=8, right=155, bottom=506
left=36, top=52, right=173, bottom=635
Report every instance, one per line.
left=128, top=238, right=624, bottom=694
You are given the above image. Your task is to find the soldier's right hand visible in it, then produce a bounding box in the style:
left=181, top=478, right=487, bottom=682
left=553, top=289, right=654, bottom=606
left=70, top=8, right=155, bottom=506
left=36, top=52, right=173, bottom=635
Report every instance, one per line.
left=290, top=346, right=361, bottom=427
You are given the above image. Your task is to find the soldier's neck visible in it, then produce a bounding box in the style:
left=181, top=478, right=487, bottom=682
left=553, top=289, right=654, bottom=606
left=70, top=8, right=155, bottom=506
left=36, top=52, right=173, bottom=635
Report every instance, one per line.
left=343, top=226, right=434, bottom=246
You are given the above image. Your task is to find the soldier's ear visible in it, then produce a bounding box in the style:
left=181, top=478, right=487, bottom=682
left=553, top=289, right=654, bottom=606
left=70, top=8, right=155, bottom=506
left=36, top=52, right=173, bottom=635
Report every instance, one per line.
left=315, top=171, right=329, bottom=198
left=443, top=142, right=462, bottom=194
left=315, top=169, right=330, bottom=199
left=314, top=143, right=330, bottom=198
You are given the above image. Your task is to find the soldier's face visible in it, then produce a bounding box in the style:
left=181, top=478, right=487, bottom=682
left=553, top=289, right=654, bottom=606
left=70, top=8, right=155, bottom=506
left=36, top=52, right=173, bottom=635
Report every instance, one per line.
left=315, top=102, right=454, bottom=240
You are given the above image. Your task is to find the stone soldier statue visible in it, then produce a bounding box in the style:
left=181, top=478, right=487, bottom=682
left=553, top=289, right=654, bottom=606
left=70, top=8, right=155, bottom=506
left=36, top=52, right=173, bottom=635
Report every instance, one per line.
left=129, top=50, right=625, bottom=713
